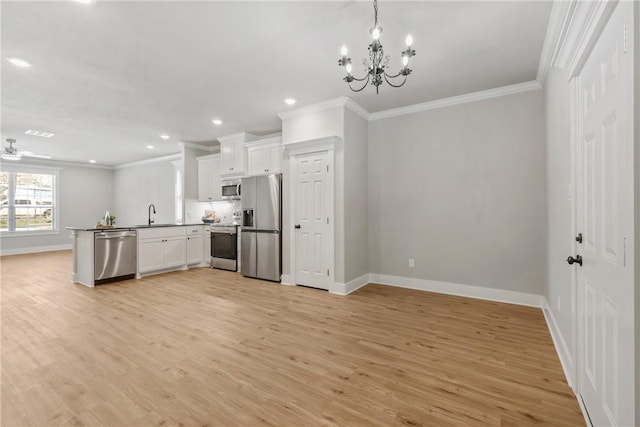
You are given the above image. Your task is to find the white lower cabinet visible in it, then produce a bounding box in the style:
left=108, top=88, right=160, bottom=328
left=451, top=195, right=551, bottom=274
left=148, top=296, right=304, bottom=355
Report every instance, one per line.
left=186, top=225, right=206, bottom=266
left=165, top=236, right=188, bottom=269
left=187, top=235, right=203, bottom=265
left=205, top=230, right=211, bottom=261
left=137, top=227, right=187, bottom=276
left=138, top=238, right=166, bottom=274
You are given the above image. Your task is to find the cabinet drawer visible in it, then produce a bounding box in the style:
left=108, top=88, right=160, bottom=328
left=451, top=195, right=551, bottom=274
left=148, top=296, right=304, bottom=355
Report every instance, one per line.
left=138, top=226, right=186, bottom=240
left=186, top=226, right=204, bottom=236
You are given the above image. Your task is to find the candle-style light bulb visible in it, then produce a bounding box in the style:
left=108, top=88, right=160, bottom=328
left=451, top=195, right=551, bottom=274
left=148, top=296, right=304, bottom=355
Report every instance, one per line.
left=340, top=45, right=348, bottom=56
left=405, top=35, right=413, bottom=47
left=402, top=55, right=409, bottom=67
left=345, top=63, right=353, bottom=74
left=372, top=27, right=380, bottom=40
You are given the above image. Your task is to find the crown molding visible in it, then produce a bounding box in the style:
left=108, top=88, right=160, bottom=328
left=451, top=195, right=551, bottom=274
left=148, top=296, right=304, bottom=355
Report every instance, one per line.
left=180, top=141, right=217, bottom=151
left=113, top=153, right=181, bottom=170
left=564, top=0, right=618, bottom=78
left=369, top=80, right=542, bottom=121
left=538, top=0, right=619, bottom=81
left=217, top=132, right=258, bottom=144
left=343, top=98, right=370, bottom=121
left=536, top=0, right=577, bottom=85
left=244, top=135, right=282, bottom=148
left=1, top=157, right=113, bottom=170
left=278, top=97, right=350, bottom=120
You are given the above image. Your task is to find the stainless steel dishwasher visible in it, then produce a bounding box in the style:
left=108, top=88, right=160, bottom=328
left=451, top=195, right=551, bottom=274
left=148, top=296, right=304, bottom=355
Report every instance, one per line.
left=94, top=230, right=137, bottom=284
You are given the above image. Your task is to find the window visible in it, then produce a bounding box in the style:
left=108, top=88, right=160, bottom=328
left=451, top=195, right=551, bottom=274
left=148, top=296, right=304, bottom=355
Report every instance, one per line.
left=0, top=167, right=58, bottom=233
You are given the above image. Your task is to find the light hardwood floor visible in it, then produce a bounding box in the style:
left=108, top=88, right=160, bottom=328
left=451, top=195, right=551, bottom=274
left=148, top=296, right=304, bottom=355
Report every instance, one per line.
left=1, top=250, right=584, bottom=426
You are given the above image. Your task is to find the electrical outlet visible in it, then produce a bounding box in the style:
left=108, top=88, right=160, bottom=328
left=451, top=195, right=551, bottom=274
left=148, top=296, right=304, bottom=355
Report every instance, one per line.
left=557, top=296, right=561, bottom=311
left=409, top=259, right=415, bottom=268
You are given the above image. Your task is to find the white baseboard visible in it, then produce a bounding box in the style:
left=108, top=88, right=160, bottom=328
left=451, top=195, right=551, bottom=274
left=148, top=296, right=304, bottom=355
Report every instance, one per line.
left=331, top=273, right=370, bottom=295
left=0, top=244, right=72, bottom=256
left=542, top=298, right=575, bottom=391
left=280, top=274, right=294, bottom=286
left=368, top=273, right=543, bottom=308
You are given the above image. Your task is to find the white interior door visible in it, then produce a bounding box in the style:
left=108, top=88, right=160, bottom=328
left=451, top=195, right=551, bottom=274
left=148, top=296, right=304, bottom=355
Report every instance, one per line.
left=577, top=2, right=634, bottom=426
left=294, top=151, right=331, bottom=290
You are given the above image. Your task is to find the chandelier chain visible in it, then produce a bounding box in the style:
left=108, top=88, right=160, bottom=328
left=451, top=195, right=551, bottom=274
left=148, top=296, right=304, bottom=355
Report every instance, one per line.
left=373, top=0, right=378, bottom=27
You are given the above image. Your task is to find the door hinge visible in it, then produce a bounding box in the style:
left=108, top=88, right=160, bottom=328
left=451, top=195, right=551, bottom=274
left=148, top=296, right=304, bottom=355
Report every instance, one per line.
left=623, top=236, right=627, bottom=266
left=624, top=25, right=627, bottom=53
left=326, top=217, right=329, bottom=225
left=326, top=165, right=329, bottom=172
left=327, top=269, right=330, bottom=276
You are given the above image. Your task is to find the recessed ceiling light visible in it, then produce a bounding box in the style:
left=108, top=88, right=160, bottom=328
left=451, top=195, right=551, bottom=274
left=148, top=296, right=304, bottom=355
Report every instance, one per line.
left=284, top=98, right=297, bottom=106
left=212, top=119, right=223, bottom=126
left=74, top=0, right=96, bottom=4
left=89, top=160, right=97, bottom=164
left=25, top=130, right=55, bottom=138
left=146, top=145, right=155, bottom=149
left=160, top=134, right=170, bottom=140
left=7, top=57, right=32, bottom=68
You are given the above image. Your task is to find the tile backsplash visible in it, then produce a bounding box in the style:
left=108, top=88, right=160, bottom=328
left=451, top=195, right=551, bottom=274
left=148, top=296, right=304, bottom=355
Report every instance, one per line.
left=184, top=199, right=240, bottom=224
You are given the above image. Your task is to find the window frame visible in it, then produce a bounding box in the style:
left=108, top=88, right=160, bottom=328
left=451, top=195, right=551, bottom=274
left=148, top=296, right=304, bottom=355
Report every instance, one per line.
left=0, top=164, right=61, bottom=237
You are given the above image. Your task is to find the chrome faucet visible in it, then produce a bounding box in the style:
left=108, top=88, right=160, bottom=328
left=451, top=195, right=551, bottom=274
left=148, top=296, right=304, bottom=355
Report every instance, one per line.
left=148, top=204, right=156, bottom=225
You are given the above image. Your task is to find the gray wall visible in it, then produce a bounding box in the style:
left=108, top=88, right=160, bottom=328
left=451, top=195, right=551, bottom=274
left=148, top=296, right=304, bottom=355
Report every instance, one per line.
left=0, top=163, right=114, bottom=254
left=368, top=89, right=547, bottom=295
left=343, top=108, right=369, bottom=283
left=113, top=161, right=176, bottom=226
left=544, top=66, right=575, bottom=374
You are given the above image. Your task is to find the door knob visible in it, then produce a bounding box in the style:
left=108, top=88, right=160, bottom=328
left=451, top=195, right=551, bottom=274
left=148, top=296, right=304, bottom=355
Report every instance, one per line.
left=567, top=255, right=583, bottom=266
left=576, top=233, right=583, bottom=243
left=294, top=224, right=301, bottom=229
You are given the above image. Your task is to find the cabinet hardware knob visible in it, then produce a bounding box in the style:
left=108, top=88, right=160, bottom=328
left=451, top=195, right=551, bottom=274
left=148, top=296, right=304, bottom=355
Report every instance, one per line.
left=567, top=255, right=582, bottom=266
left=294, top=224, right=301, bottom=229
left=576, top=233, right=583, bottom=243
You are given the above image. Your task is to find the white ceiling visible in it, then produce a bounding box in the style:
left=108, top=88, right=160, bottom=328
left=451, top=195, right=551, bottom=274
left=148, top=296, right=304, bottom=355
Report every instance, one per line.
left=1, top=1, right=552, bottom=166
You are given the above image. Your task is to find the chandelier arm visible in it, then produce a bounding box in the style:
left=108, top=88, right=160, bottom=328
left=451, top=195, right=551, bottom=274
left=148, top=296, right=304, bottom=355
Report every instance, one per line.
left=383, top=70, right=403, bottom=79
left=348, top=74, right=371, bottom=92
left=383, top=73, right=408, bottom=88
left=348, top=73, right=371, bottom=82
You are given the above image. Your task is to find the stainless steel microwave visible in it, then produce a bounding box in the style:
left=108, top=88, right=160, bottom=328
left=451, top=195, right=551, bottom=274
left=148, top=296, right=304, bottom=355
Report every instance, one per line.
left=221, top=181, right=241, bottom=200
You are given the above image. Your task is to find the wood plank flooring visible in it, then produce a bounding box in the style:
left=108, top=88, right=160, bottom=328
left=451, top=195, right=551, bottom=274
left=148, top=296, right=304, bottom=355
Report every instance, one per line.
left=1, top=250, right=584, bottom=426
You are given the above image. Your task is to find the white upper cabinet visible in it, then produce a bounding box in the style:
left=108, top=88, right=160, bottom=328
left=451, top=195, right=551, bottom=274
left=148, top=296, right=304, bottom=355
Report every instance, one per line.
left=197, top=154, right=222, bottom=202
left=245, top=136, right=283, bottom=176
left=218, top=132, right=257, bottom=179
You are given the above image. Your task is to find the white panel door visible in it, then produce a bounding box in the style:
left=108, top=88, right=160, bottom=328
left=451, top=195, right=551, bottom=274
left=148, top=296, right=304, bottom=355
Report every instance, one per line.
left=294, top=151, right=331, bottom=290
left=577, top=3, right=634, bottom=426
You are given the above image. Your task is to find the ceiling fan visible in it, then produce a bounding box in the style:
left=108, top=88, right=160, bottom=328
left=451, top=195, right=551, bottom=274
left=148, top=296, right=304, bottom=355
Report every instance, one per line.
left=2, top=138, right=51, bottom=161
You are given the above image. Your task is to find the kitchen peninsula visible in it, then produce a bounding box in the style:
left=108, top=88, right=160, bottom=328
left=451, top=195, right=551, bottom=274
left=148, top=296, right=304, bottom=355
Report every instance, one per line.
left=67, top=223, right=211, bottom=287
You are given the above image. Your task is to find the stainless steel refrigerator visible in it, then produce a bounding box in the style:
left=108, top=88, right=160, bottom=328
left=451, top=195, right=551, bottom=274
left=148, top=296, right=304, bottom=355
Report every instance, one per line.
left=240, top=174, right=282, bottom=282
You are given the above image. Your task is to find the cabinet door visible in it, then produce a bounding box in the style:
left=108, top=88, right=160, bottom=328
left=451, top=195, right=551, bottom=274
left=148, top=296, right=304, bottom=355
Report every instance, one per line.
left=210, top=157, right=222, bottom=200
left=248, top=146, right=269, bottom=176
left=186, top=235, right=203, bottom=265
left=163, top=236, right=187, bottom=269
left=268, top=145, right=282, bottom=173
left=197, top=157, right=215, bottom=201
left=138, top=238, right=165, bottom=274
left=220, top=139, right=245, bottom=177
left=220, top=140, right=236, bottom=174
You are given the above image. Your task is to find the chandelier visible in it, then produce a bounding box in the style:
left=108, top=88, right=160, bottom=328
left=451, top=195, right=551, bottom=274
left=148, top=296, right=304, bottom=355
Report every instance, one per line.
left=338, top=0, right=416, bottom=94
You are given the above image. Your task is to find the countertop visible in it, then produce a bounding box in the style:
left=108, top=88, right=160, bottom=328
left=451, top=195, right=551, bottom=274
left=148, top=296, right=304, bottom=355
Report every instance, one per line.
left=65, top=223, right=220, bottom=232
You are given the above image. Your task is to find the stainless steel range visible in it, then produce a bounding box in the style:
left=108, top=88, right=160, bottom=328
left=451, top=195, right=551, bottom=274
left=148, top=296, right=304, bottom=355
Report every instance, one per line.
left=210, top=225, right=238, bottom=271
